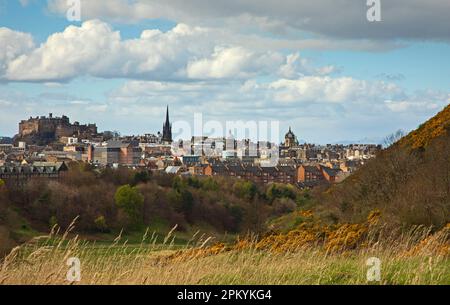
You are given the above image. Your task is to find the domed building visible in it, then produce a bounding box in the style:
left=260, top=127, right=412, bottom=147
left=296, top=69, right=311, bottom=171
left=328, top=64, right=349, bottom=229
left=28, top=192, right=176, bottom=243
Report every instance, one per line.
left=283, top=127, right=299, bottom=148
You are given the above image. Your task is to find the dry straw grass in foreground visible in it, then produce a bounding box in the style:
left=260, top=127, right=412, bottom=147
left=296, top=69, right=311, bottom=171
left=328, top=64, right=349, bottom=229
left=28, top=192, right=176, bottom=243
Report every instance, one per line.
left=0, top=214, right=449, bottom=285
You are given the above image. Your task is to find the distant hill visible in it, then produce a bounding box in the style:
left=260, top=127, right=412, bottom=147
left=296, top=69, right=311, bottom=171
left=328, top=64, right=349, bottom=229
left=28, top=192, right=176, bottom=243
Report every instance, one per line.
left=330, top=137, right=383, bottom=145
left=316, top=104, right=450, bottom=229
left=0, top=137, right=13, bottom=144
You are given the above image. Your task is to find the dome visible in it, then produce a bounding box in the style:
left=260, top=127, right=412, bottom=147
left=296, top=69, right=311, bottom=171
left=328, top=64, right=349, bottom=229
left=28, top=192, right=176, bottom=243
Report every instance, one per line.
left=285, top=127, right=295, bottom=139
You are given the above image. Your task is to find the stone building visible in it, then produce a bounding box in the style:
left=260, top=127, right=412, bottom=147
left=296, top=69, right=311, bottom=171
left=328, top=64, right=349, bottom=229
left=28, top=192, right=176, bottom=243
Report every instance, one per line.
left=88, top=140, right=141, bottom=166
left=18, top=113, right=97, bottom=145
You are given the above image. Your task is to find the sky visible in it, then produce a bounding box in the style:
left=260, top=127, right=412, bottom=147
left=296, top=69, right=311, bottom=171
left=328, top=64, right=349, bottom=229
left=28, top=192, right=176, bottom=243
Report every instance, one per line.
left=0, top=0, right=449, bottom=144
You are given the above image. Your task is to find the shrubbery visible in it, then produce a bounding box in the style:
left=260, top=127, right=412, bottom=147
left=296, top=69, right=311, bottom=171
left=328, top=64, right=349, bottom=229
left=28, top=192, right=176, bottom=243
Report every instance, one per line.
left=5, top=164, right=307, bottom=234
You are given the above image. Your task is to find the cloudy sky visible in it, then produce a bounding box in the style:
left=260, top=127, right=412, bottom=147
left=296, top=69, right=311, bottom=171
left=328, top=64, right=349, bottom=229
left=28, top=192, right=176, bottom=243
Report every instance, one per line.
left=0, top=0, right=449, bottom=143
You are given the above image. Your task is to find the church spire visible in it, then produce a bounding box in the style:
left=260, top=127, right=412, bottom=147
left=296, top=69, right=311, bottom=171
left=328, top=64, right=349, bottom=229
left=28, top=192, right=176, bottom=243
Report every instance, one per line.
left=165, top=105, right=169, bottom=124
left=162, top=105, right=173, bottom=144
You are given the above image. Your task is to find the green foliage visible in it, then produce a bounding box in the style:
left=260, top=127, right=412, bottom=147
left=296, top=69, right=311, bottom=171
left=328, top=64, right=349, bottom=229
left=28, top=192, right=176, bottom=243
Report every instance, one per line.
left=295, top=190, right=312, bottom=207
left=168, top=188, right=194, bottom=215
left=201, top=177, right=219, bottom=191
left=179, top=189, right=194, bottom=214
left=233, top=180, right=257, bottom=201
left=229, top=205, right=243, bottom=226
left=133, top=171, right=151, bottom=185
left=115, top=185, right=144, bottom=227
left=186, top=177, right=201, bottom=189
left=0, top=179, right=5, bottom=188
left=172, top=176, right=187, bottom=191
left=266, top=183, right=296, bottom=202
left=94, top=215, right=109, bottom=232
left=3, top=161, right=300, bottom=235
left=49, top=215, right=58, bottom=229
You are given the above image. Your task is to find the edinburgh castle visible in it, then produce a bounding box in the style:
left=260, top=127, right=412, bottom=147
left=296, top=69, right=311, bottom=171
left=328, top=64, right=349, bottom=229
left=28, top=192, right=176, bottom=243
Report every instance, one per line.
left=17, top=113, right=98, bottom=145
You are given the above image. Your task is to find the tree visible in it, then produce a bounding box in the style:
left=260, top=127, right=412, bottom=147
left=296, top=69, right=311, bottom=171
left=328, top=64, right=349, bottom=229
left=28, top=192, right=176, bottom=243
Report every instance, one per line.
left=233, top=180, right=257, bottom=201
left=114, top=185, right=144, bottom=228
left=0, top=179, right=7, bottom=222
left=94, top=215, right=109, bottom=232
left=266, top=183, right=296, bottom=202
left=133, top=170, right=151, bottom=185
left=383, top=129, right=405, bottom=147
left=201, top=177, right=219, bottom=191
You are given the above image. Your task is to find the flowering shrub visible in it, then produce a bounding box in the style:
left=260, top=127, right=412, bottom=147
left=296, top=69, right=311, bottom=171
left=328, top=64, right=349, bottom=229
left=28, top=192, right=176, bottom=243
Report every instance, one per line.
left=402, top=224, right=450, bottom=257
left=163, top=209, right=449, bottom=265
left=398, top=104, right=450, bottom=149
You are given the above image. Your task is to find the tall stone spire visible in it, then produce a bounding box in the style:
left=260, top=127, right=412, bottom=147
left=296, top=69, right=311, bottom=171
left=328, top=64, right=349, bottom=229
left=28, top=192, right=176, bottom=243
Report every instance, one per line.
left=162, top=105, right=172, bottom=144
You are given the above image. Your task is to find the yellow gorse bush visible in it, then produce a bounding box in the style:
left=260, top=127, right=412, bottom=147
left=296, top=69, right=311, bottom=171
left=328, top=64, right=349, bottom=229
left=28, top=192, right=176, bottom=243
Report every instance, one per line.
left=398, top=104, right=450, bottom=149
left=163, top=209, right=449, bottom=265
left=402, top=224, right=450, bottom=257
left=166, top=210, right=382, bottom=262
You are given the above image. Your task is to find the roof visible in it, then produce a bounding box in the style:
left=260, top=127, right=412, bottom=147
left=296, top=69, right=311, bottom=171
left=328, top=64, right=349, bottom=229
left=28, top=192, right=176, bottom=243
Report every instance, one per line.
left=0, top=162, right=68, bottom=175
left=278, top=165, right=296, bottom=174
left=301, top=165, right=322, bottom=175
left=320, top=166, right=341, bottom=177
left=32, top=162, right=68, bottom=171
left=165, top=166, right=181, bottom=174
left=285, top=127, right=296, bottom=139
left=105, top=140, right=131, bottom=149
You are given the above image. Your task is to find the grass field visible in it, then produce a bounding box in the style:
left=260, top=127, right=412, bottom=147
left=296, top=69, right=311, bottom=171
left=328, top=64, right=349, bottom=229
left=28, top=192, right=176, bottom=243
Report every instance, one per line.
left=1, top=221, right=449, bottom=285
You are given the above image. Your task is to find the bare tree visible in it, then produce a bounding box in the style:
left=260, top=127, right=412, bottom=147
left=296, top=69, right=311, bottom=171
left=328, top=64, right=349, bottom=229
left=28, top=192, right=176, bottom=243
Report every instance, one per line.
left=383, top=129, right=405, bottom=148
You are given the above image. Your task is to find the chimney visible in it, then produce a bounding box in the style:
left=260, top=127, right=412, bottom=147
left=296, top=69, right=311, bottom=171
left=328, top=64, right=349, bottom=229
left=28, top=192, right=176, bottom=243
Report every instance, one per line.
left=49, top=113, right=53, bottom=118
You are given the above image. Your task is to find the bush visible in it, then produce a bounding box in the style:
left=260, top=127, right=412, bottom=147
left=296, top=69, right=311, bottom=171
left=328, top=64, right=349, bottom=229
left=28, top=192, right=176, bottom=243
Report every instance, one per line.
left=49, top=215, right=58, bottom=229
left=272, top=198, right=297, bottom=216
left=115, top=185, right=144, bottom=229
left=233, top=180, right=257, bottom=201
left=266, top=183, right=296, bottom=202
left=94, top=215, right=109, bottom=232
left=133, top=171, right=151, bottom=185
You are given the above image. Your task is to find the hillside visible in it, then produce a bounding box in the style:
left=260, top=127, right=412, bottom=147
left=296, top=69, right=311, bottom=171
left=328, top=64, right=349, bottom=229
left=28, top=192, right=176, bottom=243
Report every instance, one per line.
left=397, top=105, right=450, bottom=149
left=315, top=104, right=450, bottom=229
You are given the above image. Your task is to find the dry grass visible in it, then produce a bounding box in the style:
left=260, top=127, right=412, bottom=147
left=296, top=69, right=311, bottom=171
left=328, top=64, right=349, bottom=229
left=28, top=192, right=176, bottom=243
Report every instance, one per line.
left=0, top=218, right=449, bottom=285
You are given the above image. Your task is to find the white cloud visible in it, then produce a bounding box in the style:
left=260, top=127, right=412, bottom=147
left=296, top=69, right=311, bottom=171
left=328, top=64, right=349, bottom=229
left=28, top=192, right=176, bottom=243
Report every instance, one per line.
left=187, top=46, right=283, bottom=79
left=2, top=20, right=339, bottom=83
left=47, top=0, right=450, bottom=41
left=268, top=76, right=403, bottom=104
left=0, top=27, right=35, bottom=76
left=278, top=53, right=308, bottom=79
left=3, top=21, right=211, bottom=81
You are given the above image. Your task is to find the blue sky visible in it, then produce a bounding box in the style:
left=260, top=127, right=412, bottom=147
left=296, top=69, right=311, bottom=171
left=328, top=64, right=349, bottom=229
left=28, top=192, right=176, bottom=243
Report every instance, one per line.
left=0, top=0, right=449, bottom=143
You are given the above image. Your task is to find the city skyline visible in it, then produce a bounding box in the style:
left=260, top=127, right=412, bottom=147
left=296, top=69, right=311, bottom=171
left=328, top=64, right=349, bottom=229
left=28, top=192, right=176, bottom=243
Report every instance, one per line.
left=3, top=109, right=390, bottom=145
left=0, top=1, right=449, bottom=143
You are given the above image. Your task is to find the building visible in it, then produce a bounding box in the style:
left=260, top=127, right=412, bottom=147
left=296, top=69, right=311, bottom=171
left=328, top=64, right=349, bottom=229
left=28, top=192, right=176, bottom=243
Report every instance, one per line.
left=202, top=162, right=297, bottom=185
left=161, top=106, right=173, bottom=144
left=283, top=127, right=299, bottom=148
left=18, top=113, right=97, bottom=145
left=0, top=162, right=68, bottom=183
left=181, top=155, right=200, bottom=166
left=279, top=127, right=300, bottom=158
left=297, top=164, right=343, bottom=188
left=89, top=140, right=141, bottom=166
